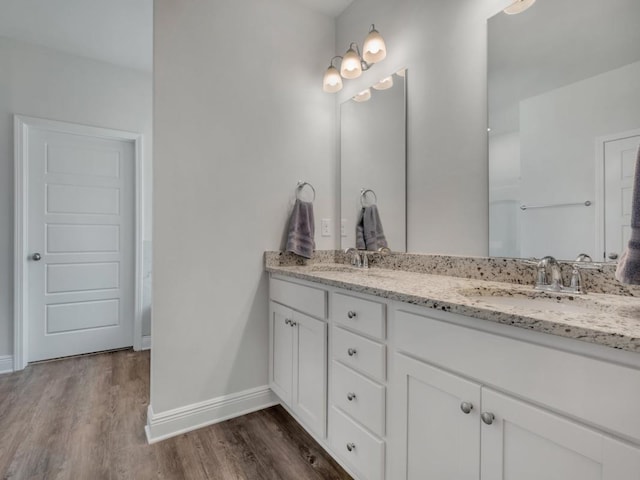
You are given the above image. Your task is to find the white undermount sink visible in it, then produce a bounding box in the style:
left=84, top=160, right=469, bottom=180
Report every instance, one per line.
left=458, top=286, right=608, bottom=316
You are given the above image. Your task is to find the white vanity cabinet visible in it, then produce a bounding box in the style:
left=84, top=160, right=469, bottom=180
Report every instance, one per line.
left=391, top=306, right=640, bottom=480
left=268, top=273, right=640, bottom=480
left=269, top=278, right=328, bottom=438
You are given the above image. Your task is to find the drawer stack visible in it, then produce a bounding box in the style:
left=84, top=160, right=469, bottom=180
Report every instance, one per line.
left=329, top=293, right=387, bottom=480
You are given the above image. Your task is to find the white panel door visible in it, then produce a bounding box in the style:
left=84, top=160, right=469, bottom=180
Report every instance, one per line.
left=481, top=388, right=640, bottom=479
left=292, top=311, right=327, bottom=438
left=392, top=353, right=481, bottom=480
left=604, top=134, right=640, bottom=261
left=27, top=126, right=135, bottom=361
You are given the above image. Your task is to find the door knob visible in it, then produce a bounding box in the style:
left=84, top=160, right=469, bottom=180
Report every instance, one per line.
left=347, top=311, right=357, bottom=319
left=460, top=402, right=473, bottom=414
left=481, top=412, right=495, bottom=425
left=347, top=392, right=356, bottom=401
left=346, top=442, right=356, bottom=452
left=32, top=253, right=42, bottom=261
left=347, top=348, right=357, bottom=356
left=608, top=252, right=619, bottom=260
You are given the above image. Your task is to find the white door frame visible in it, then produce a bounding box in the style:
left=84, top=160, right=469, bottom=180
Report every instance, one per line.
left=13, top=115, right=146, bottom=370
left=595, top=128, right=640, bottom=262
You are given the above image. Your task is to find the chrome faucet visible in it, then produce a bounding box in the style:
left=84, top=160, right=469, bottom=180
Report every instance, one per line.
left=535, top=256, right=563, bottom=292
left=344, top=248, right=362, bottom=268
left=566, top=253, right=594, bottom=294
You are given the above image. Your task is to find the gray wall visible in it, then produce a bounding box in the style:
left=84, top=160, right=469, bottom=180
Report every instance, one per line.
left=152, top=0, right=336, bottom=413
left=335, top=0, right=512, bottom=255
left=0, top=37, right=153, bottom=357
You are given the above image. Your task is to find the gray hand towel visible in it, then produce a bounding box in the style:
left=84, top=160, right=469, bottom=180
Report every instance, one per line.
left=355, top=205, right=388, bottom=251
left=286, top=199, right=315, bottom=259
left=616, top=146, right=640, bottom=284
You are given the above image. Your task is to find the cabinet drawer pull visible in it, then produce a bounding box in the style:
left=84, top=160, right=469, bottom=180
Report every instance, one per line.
left=460, top=402, right=473, bottom=414
left=347, top=348, right=357, bottom=356
left=346, top=442, right=356, bottom=452
left=347, top=392, right=357, bottom=401
left=347, top=310, right=357, bottom=319
left=481, top=412, right=495, bottom=425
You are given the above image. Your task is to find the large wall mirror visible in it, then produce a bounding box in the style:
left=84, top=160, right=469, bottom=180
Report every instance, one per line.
left=340, top=69, right=407, bottom=252
left=488, top=0, right=640, bottom=261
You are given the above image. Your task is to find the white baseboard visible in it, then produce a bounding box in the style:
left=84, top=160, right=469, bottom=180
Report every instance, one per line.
left=0, top=355, right=14, bottom=374
left=141, top=335, right=151, bottom=350
left=145, top=385, right=278, bottom=443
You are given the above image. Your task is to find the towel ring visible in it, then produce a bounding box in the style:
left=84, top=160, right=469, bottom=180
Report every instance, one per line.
left=296, top=181, right=316, bottom=202
left=360, top=188, right=377, bottom=207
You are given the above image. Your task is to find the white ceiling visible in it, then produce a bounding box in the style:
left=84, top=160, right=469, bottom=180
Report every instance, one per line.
left=0, top=0, right=153, bottom=72
left=293, top=0, right=354, bottom=17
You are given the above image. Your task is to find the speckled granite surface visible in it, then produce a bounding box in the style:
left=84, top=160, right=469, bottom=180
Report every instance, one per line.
left=265, top=250, right=640, bottom=296
left=265, top=252, right=640, bottom=353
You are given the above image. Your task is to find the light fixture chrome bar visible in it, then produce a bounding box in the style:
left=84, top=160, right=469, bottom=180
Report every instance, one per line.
left=520, top=200, right=592, bottom=211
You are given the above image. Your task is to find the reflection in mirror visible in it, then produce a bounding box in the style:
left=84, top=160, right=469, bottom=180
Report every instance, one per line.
left=488, top=0, right=640, bottom=261
left=340, top=69, right=407, bottom=251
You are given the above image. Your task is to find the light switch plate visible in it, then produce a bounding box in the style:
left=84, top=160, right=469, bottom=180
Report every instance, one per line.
left=321, top=218, right=331, bottom=237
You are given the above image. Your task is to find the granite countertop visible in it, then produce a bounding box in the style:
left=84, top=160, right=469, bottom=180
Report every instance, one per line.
left=266, top=262, right=640, bottom=353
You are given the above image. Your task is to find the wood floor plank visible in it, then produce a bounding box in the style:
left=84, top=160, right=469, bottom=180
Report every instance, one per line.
left=0, top=350, right=352, bottom=480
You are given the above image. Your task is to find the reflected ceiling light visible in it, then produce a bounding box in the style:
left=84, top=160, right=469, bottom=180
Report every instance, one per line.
left=323, top=56, right=343, bottom=93
left=362, top=24, right=387, bottom=64
left=503, top=0, right=536, bottom=15
left=322, top=24, right=387, bottom=93
left=353, top=89, right=372, bottom=102
left=372, top=76, right=393, bottom=90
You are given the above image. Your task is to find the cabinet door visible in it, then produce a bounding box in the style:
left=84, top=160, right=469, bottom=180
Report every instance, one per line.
left=269, top=302, right=294, bottom=404
left=481, top=388, right=640, bottom=480
left=391, top=353, right=481, bottom=480
left=292, top=311, right=328, bottom=438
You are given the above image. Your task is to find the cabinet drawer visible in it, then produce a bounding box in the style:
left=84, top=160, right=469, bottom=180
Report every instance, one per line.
left=332, top=361, right=385, bottom=437
left=270, top=277, right=327, bottom=319
left=330, top=406, right=385, bottom=480
left=333, top=327, right=386, bottom=382
left=333, top=292, right=386, bottom=340
left=395, top=308, right=640, bottom=443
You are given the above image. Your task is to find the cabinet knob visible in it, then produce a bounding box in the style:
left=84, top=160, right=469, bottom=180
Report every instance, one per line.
left=284, top=318, right=291, bottom=325
left=32, top=253, right=42, bottom=261
left=347, top=348, right=357, bottom=357
left=290, top=321, right=297, bottom=327
left=481, top=412, right=495, bottom=425
left=460, top=402, right=473, bottom=414
left=346, top=442, right=356, bottom=452
left=347, top=392, right=356, bottom=401
left=347, top=311, right=357, bottom=319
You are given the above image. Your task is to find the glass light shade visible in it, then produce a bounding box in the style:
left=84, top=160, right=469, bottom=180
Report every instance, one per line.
left=323, top=65, right=343, bottom=93
left=340, top=47, right=363, bottom=79
left=503, top=0, right=536, bottom=15
left=362, top=28, right=386, bottom=64
left=372, top=76, right=394, bottom=90
left=353, top=89, right=371, bottom=102
left=396, top=68, right=406, bottom=77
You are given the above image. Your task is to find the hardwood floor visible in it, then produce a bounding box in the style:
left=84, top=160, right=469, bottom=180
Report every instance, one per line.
left=0, top=350, right=352, bottom=480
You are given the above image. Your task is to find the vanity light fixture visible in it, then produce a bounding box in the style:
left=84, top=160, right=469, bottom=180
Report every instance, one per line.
left=372, top=75, right=393, bottom=90
left=362, top=24, right=387, bottom=63
left=503, top=0, right=536, bottom=15
left=322, top=24, right=387, bottom=93
left=353, top=88, right=372, bottom=102
left=323, top=56, right=343, bottom=93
